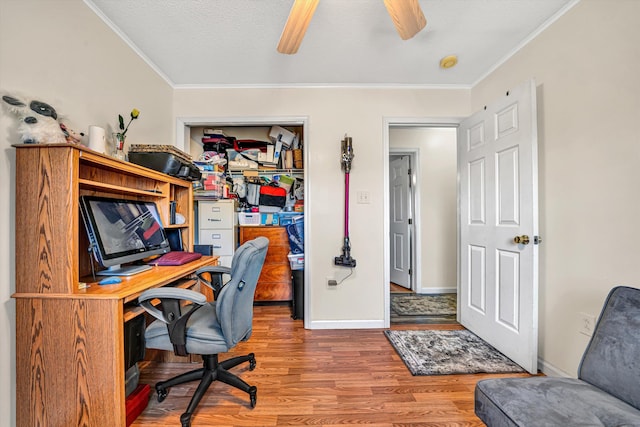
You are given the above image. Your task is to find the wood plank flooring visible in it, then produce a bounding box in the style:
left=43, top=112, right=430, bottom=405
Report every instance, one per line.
left=133, top=304, right=530, bottom=427
left=390, top=282, right=412, bottom=293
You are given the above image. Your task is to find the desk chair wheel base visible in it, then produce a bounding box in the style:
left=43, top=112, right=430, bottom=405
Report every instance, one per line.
left=180, top=412, right=191, bottom=427
left=156, top=385, right=169, bottom=403
left=155, top=353, right=259, bottom=427
left=249, top=385, right=257, bottom=408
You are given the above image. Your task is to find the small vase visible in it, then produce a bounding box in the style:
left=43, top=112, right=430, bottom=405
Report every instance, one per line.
left=113, top=133, right=126, bottom=161
left=114, top=148, right=126, bottom=161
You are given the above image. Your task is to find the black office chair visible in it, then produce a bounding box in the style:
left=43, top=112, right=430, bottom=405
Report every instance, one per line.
left=138, top=236, right=269, bottom=427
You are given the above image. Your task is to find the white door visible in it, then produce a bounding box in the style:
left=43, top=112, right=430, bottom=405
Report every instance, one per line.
left=390, top=156, right=412, bottom=289
left=458, top=80, right=539, bottom=373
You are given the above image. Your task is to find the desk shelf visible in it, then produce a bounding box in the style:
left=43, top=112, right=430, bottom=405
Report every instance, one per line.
left=78, top=178, right=168, bottom=198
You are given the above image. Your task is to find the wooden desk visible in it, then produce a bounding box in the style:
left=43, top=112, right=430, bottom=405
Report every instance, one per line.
left=12, top=144, right=212, bottom=426
left=14, top=256, right=217, bottom=427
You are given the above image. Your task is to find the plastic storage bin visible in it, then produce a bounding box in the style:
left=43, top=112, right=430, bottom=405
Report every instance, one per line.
left=288, top=252, right=304, bottom=270
left=238, top=212, right=261, bottom=226
left=279, top=212, right=303, bottom=226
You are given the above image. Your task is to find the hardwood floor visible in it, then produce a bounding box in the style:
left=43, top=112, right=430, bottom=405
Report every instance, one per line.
left=133, top=304, right=530, bottom=427
left=390, top=282, right=412, bottom=293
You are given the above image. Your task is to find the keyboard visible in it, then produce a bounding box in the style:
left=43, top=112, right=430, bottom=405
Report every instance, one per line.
left=149, top=251, right=202, bottom=266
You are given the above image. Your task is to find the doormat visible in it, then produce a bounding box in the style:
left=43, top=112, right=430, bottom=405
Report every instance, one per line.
left=384, top=329, right=525, bottom=376
left=391, top=293, right=457, bottom=324
left=391, top=293, right=456, bottom=316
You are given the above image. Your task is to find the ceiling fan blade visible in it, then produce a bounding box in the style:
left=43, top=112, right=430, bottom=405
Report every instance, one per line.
left=384, top=0, right=427, bottom=40
left=277, top=0, right=319, bottom=55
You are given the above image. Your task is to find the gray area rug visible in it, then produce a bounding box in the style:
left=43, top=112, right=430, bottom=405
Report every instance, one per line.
left=384, top=329, right=525, bottom=375
left=391, top=293, right=456, bottom=316
left=390, top=293, right=457, bottom=324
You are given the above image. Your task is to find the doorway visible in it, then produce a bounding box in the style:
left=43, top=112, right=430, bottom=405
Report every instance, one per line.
left=387, top=123, right=457, bottom=323
left=175, top=116, right=310, bottom=327
left=384, top=80, right=540, bottom=372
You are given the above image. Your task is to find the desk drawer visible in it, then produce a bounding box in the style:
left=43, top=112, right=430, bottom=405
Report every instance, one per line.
left=198, top=201, right=235, bottom=229
left=198, top=229, right=235, bottom=256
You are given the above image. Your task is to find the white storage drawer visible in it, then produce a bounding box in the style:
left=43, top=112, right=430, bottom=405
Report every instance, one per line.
left=198, top=201, right=236, bottom=230
left=198, top=229, right=235, bottom=256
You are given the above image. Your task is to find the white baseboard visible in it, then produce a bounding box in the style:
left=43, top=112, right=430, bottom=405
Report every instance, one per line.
left=537, top=358, right=572, bottom=377
left=417, top=287, right=457, bottom=294
left=307, top=319, right=385, bottom=330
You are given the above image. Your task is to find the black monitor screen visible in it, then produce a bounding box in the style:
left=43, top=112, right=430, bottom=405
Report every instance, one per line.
left=80, top=196, right=170, bottom=272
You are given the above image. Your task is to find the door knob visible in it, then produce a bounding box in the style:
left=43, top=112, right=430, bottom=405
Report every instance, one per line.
left=513, top=235, right=530, bottom=245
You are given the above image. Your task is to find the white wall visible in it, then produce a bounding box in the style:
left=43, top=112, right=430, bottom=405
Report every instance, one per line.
left=390, top=127, right=457, bottom=293
left=472, top=0, right=640, bottom=376
left=0, top=1, right=174, bottom=424
left=173, top=88, right=470, bottom=327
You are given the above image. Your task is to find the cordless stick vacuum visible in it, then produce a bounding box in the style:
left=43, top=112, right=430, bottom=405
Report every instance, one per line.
left=334, top=134, right=357, bottom=268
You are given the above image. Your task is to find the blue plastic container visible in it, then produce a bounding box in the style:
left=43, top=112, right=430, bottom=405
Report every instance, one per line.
left=286, top=218, right=304, bottom=254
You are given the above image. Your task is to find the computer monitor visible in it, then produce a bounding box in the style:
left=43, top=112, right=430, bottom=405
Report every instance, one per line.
left=80, top=195, right=170, bottom=276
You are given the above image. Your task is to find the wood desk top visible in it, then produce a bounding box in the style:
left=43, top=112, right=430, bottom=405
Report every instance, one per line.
left=13, top=256, right=218, bottom=302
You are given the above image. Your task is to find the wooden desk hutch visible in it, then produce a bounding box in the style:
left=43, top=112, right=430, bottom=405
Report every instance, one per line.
left=12, top=144, right=216, bottom=426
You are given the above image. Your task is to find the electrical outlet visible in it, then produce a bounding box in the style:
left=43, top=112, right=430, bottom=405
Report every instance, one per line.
left=357, top=191, right=371, bottom=204
left=578, top=312, right=596, bottom=336
left=327, top=277, right=338, bottom=288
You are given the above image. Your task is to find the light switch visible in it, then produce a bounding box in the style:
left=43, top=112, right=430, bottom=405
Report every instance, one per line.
left=357, top=191, right=371, bottom=204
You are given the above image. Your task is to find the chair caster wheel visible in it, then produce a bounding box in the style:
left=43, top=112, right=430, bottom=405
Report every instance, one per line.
left=156, top=386, right=168, bottom=403
left=180, top=412, right=192, bottom=427
left=249, top=353, right=256, bottom=371
left=249, top=386, right=257, bottom=408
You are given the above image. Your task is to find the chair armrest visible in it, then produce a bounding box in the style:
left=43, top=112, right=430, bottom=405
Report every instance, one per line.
left=139, top=288, right=206, bottom=323
left=195, top=266, right=232, bottom=276
left=195, top=266, right=232, bottom=299
left=138, top=287, right=208, bottom=357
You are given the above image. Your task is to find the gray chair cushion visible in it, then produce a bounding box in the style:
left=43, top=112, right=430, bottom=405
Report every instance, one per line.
left=145, top=303, right=231, bottom=355
left=475, top=376, right=640, bottom=427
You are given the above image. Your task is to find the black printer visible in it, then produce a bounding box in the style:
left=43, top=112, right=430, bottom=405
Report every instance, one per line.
left=128, top=145, right=202, bottom=181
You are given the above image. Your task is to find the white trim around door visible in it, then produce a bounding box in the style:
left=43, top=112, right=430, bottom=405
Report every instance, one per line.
left=383, top=117, right=462, bottom=328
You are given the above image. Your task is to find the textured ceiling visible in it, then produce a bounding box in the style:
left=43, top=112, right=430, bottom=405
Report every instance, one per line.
left=85, top=0, right=578, bottom=88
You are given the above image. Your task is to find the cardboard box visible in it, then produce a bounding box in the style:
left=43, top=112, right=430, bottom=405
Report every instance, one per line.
left=269, top=126, right=295, bottom=147
left=260, top=212, right=279, bottom=226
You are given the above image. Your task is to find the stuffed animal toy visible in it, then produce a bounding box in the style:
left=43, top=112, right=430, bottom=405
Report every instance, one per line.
left=1, top=94, right=67, bottom=144
left=59, top=122, right=84, bottom=144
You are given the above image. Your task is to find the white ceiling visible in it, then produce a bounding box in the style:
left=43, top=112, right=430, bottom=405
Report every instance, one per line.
left=85, top=0, right=578, bottom=88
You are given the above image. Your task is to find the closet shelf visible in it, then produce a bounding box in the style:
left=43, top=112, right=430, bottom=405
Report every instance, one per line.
left=228, top=168, right=303, bottom=174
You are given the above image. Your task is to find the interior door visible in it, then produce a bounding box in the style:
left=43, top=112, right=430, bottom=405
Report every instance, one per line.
left=458, top=80, right=539, bottom=373
left=390, top=155, right=412, bottom=289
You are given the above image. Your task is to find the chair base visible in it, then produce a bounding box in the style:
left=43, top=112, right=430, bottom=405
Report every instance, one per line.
left=155, top=353, right=257, bottom=427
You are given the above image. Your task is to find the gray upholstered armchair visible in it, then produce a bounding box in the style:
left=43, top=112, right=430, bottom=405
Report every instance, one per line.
left=138, top=236, right=269, bottom=427
left=475, top=285, right=640, bottom=426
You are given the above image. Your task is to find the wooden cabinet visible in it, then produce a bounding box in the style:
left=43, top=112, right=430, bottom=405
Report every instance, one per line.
left=12, top=144, right=216, bottom=427
left=240, top=226, right=292, bottom=302
left=196, top=199, right=237, bottom=267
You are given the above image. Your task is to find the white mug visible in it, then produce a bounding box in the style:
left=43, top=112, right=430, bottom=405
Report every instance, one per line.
left=88, top=125, right=106, bottom=154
